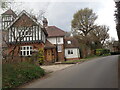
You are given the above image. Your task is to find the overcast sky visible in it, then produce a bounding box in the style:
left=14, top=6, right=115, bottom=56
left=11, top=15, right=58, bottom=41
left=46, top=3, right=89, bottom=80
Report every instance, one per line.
left=2, top=0, right=118, bottom=40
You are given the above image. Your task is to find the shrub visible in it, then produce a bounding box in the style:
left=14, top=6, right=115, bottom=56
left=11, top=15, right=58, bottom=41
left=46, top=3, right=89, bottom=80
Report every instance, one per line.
left=95, top=49, right=110, bottom=56
left=37, top=49, right=44, bottom=65
left=2, top=62, right=45, bottom=88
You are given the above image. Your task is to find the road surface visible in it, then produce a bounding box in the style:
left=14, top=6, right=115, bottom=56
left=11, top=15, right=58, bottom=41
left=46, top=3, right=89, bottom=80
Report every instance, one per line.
left=21, top=55, right=118, bottom=88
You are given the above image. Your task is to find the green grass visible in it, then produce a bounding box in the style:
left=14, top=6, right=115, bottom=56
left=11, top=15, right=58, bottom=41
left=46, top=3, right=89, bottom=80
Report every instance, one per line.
left=62, top=55, right=99, bottom=64
left=84, top=55, right=98, bottom=59
left=2, top=62, right=45, bottom=89
left=63, top=54, right=112, bottom=64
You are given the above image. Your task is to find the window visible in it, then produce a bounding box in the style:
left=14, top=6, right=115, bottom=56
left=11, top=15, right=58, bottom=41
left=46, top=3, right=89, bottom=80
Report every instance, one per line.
left=67, top=41, right=71, bottom=44
left=57, top=38, right=60, bottom=43
left=68, top=50, right=73, bottom=54
left=57, top=45, right=62, bottom=52
left=20, top=46, right=33, bottom=56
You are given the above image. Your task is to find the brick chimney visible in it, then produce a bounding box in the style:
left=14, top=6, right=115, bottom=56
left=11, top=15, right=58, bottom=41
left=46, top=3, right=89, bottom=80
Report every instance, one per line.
left=42, top=17, right=48, bottom=28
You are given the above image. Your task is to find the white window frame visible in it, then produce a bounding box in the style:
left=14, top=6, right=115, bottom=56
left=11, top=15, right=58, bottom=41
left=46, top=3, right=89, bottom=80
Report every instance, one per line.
left=57, top=45, right=62, bottom=52
left=20, top=46, right=33, bottom=56
left=68, top=50, right=73, bottom=54
left=57, top=37, right=60, bottom=43
left=67, top=41, right=71, bottom=44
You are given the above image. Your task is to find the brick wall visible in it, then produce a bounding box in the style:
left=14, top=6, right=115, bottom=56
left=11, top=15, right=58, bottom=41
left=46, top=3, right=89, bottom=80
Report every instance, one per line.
left=58, top=44, right=64, bottom=61
left=6, top=43, right=44, bottom=56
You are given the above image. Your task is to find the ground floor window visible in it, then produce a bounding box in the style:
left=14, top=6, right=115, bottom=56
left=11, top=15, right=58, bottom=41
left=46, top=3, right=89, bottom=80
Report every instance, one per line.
left=20, top=46, right=33, bottom=56
left=68, top=50, right=73, bottom=54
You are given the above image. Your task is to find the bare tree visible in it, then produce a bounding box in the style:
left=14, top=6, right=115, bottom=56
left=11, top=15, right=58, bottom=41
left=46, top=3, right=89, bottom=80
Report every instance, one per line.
left=89, top=25, right=109, bottom=48
left=71, top=8, right=99, bottom=57
left=71, top=8, right=98, bottom=36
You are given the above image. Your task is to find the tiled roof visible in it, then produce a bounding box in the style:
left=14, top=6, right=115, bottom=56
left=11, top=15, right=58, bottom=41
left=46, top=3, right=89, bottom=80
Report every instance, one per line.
left=12, top=13, right=38, bottom=27
left=45, top=26, right=65, bottom=37
left=2, top=9, right=17, bottom=18
left=65, top=37, right=79, bottom=48
left=45, top=40, right=56, bottom=49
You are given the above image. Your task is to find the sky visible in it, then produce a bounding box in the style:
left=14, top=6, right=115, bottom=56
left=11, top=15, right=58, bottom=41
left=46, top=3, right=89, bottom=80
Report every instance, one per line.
left=1, top=0, right=118, bottom=40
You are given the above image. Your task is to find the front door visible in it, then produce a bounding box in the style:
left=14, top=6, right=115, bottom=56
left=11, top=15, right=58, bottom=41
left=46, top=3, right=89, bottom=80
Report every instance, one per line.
left=46, top=49, right=52, bottom=62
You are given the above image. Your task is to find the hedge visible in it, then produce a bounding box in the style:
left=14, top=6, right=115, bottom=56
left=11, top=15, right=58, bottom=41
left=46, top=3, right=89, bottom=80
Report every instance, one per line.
left=95, top=49, right=110, bottom=56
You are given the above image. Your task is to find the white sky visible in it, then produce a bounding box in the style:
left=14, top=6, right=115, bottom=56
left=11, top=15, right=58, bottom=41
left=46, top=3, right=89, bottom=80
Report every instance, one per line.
left=1, top=0, right=118, bottom=40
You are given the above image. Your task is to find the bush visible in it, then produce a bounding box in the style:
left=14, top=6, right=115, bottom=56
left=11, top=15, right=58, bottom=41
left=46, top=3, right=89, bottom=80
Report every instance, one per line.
left=95, top=49, right=110, bottom=56
left=37, top=49, right=44, bottom=65
left=2, top=62, right=45, bottom=88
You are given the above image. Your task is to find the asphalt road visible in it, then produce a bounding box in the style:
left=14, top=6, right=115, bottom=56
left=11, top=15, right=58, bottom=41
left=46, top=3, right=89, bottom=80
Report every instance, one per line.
left=22, top=55, right=118, bottom=88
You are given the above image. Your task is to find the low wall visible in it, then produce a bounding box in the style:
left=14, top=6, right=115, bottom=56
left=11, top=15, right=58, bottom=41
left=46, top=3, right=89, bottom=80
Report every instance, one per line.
left=2, top=56, right=35, bottom=64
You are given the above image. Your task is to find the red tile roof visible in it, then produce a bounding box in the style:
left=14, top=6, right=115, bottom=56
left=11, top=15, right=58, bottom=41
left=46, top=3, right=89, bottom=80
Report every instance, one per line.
left=12, top=13, right=37, bottom=27
left=45, top=40, right=56, bottom=49
left=2, top=9, right=17, bottom=18
left=65, top=37, right=79, bottom=48
left=45, top=26, right=65, bottom=37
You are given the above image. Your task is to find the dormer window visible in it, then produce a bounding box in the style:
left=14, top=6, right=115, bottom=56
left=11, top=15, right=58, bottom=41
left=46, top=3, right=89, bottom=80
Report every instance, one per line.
left=67, top=41, right=71, bottom=44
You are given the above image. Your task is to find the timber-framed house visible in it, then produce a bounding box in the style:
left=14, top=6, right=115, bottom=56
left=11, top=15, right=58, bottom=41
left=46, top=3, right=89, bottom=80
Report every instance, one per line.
left=2, top=9, right=47, bottom=57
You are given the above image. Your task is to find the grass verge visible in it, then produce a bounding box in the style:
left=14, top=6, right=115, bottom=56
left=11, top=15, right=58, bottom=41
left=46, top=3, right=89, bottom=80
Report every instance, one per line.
left=62, top=59, right=85, bottom=64
left=62, top=54, right=110, bottom=64
left=2, top=62, right=45, bottom=89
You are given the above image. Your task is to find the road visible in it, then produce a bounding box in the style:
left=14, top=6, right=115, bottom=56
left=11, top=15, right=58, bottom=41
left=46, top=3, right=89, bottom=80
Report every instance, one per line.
left=21, top=55, right=118, bottom=88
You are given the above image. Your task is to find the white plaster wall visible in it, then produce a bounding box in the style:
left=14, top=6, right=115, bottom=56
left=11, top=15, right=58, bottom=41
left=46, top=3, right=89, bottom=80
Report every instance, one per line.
left=65, top=48, right=80, bottom=59
left=47, top=37, right=64, bottom=44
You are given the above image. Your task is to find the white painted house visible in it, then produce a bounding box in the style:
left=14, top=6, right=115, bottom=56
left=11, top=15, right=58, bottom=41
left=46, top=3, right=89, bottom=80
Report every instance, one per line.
left=43, top=24, right=65, bottom=62
left=64, top=37, right=80, bottom=60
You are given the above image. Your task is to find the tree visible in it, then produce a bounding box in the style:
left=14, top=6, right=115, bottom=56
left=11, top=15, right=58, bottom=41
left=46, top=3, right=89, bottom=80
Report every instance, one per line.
left=0, top=0, right=16, bottom=10
left=71, top=8, right=98, bottom=36
left=115, top=1, right=120, bottom=42
left=103, top=37, right=115, bottom=51
left=89, top=25, right=109, bottom=49
left=71, top=8, right=98, bottom=57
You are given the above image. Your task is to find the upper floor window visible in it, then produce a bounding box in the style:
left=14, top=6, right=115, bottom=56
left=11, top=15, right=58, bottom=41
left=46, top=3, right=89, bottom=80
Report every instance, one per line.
left=20, top=46, right=33, bottom=56
left=2, top=15, right=13, bottom=22
left=57, top=37, right=60, bottom=43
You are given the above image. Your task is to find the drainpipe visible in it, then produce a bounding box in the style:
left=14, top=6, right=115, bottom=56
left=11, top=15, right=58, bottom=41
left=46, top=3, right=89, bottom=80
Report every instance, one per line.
left=56, top=37, right=58, bottom=62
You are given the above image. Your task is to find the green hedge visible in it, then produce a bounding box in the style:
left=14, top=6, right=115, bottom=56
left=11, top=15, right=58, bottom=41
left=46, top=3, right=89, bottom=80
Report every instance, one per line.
left=95, top=49, right=110, bottom=56
left=2, top=62, right=45, bottom=88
